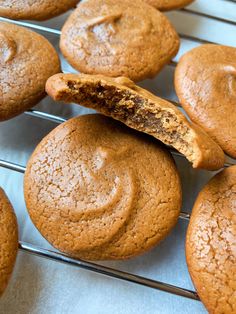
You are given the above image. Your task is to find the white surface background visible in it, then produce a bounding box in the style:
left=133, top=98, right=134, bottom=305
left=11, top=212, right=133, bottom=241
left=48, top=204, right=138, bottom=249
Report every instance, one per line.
left=0, top=1, right=235, bottom=313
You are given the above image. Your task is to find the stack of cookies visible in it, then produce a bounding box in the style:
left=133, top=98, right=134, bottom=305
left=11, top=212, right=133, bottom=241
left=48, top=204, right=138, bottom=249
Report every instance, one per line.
left=1, top=1, right=236, bottom=313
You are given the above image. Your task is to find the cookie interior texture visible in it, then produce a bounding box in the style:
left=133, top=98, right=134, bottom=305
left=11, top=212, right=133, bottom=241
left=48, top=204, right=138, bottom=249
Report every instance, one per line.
left=144, top=0, right=195, bottom=11
left=24, top=114, right=182, bottom=260
left=0, top=188, right=18, bottom=296
left=186, top=166, right=236, bottom=313
left=175, top=44, right=236, bottom=159
left=60, top=0, right=180, bottom=82
left=0, top=1, right=79, bottom=21
left=46, top=73, right=225, bottom=170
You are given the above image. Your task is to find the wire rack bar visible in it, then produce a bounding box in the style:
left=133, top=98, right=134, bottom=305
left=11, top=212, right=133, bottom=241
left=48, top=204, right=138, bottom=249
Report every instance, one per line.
left=19, top=241, right=199, bottom=301
left=223, top=0, right=236, bottom=3
left=0, top=15, right=233, bottom=47
left=0, top=5, right=235, bottom=30
left=0, top=159, right=26, bottom=173
left=25, top=109, right=67, bottom=123
left=178, top=33, right=216, bottom=45
left=179, top=212, right=191, bottom=220
left=0, top=159, right=25, bottom=173
left=0, top=17, right=61, bottom=35
left=181, top=8, right=236, bottom=26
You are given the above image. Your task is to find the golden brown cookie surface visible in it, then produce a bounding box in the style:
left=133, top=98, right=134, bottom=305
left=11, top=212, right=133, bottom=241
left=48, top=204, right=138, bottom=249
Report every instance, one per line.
left=46, top=73, right=225, bottom=170
left=175, top=44, right=236, bottom=158
left=60, top=0, right=179, bottom=82
left=0, top=188, right=18, bottom=296
left=0, top=22, right=60, bottom=121
left=186, top=166, right=236, bottom=314
left=144, top=0, right=194, bottom=10
left=0, top=0, right=79, bottom=20
left=24, top=114, right=182, bottom=260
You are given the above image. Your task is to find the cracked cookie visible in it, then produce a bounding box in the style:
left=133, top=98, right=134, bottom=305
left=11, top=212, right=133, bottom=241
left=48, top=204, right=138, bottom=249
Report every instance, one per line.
left=24, top=114, right=182, bottom=260
left=46, top=73, right=225, bottom=170
left=0, top=188, right=18, bottom=296
left=144, top=0, right=194, bottom=11
left=60, top=0, right=180, bottom=82
left=186, top=165, right=236, bottom=314
left=175, top=44, right=236, bottom=158
left=0, top=0, right=79, bottom=21
left=0, top=22, right=61, bottom=121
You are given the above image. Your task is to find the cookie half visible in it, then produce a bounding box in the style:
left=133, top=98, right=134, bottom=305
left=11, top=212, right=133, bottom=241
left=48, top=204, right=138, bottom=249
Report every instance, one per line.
left=46, top=73, right=225, bottom=170
left=186, top=166, right=236, bottom=314
left=0, top=188, right=18, bottom=296
left=0, top=22, right=61, bottom=121
left=144, top=0, right=194, bottom=11
left=0, top=1, right=79, bottom=21
left=60, top=0, right=179, bottom=82
left=175, top=44, right=236, bottom=158
left=24, top=114, right=182, bottom=260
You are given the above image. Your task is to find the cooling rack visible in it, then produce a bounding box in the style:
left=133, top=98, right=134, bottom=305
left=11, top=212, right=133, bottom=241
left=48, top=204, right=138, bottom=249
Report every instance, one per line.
left=0, top=1, right=235, bottom=311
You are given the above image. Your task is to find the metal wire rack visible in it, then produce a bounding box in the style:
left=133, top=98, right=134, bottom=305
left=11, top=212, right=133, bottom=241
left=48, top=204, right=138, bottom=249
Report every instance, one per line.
left=0, top=1, right=235, bottom=307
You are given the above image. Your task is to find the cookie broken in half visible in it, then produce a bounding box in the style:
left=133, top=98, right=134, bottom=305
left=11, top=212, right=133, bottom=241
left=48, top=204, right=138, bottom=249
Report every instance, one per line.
left=46, top=73, right=225, bottom=170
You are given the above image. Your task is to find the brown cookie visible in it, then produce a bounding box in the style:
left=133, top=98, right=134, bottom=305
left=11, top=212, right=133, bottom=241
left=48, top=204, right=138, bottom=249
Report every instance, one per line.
left=175, top=44, right=236, bottom=158
left=144, top=0, right=194, bottom=10
left=0, top=1, right=79, bottom=21
left=0, top=188, right=18, bottom=296
left=186, top=166, right=236, bottom=314
left=46, top=73, right=225, bottom=170
left=24, top=114, right=182, bottom=260
left=0, top=22, right=61, bottom=121
left=60, top=0, right=180, bottom=82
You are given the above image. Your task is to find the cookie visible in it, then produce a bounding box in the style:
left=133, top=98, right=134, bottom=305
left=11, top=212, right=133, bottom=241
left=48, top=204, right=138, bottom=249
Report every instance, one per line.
left=186, top=166, right=236, bottom=314
left=24, top=114, right=182, bottom=260
left=0, top=188, right=18, bottom=296
left=60, top=0, right=180, bottom=82
left=0, top=22, right=61, bottom=121
left=175, top=44, right=236, bottom=158
left=144, top=0, right=194, bottom=11
left=0, top=1, right=79, bottom=21
left=46, top=73, right=225, bottom=170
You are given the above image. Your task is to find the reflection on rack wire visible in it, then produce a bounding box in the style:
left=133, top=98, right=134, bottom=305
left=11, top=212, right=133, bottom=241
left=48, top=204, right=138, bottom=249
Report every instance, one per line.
left=0, top=17, right=61, bottom=35
left=25, top=109, right=66, bottom=123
